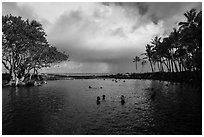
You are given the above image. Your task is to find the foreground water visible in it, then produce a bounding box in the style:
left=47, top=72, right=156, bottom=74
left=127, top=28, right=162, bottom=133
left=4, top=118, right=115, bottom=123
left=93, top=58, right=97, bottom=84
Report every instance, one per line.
left=2, top=79, right=202, bottom=135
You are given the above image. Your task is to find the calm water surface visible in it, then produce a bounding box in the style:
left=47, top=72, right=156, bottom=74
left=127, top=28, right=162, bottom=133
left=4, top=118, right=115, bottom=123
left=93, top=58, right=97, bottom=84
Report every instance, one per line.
left=2, top=79, right=202, bottom=135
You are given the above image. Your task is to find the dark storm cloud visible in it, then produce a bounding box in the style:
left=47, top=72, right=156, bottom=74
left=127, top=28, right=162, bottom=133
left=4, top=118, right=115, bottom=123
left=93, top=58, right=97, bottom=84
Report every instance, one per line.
left=146, top=2, right=201, bottom=24
left=150, top=14, right=159, bottom=25
left=49, top=39, right=136, bottom=65
left=50, top=9, right=99, bottom=35
left=47, top=8, right=141, bottom=67
left=3, top=2, right=202, bottom=73
left=102, top=2, right=202, bottom=25
left=110, top=27, right=127, bottom=37
left=135, top=3, right=149, bottom=16
left=48, top=2, right=202, bottom=72
left=115, top=2, right=149, bottom=16
left=101, top=2, right=111, bottom=6
left=102, top=2, right=149, bottom=17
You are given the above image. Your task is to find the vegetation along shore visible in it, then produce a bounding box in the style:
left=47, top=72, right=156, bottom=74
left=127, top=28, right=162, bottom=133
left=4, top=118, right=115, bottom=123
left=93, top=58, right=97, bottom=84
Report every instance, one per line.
left=2, top=9, right=202, bottom=87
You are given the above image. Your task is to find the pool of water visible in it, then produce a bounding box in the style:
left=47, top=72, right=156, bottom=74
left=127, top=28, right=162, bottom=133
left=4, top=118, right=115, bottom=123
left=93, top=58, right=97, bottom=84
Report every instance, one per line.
left=2, top=79, right=202, bottom=135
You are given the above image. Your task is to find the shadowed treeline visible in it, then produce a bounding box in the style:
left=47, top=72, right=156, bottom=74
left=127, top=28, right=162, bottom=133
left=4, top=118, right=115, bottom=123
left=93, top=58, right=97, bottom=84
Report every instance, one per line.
left=103, top=71, right=201, bottom=85
left=138, top=9, right=201, bottom=73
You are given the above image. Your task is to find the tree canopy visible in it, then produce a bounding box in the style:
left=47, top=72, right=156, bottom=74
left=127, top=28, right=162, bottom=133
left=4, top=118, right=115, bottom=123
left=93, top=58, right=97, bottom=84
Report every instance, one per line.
left=2, top=14, right=69, bottom=84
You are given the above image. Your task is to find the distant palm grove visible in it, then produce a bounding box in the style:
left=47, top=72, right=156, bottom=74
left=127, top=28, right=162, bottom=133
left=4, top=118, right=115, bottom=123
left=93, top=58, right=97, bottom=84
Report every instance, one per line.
left=141, top=9, right=201, bottom=73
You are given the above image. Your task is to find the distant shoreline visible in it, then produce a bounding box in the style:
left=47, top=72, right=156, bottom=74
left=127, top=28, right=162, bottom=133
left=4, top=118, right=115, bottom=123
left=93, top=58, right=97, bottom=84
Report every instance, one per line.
left=40, top=71, right=202, bottom=85
left=2, top=71, right=201, bottom=86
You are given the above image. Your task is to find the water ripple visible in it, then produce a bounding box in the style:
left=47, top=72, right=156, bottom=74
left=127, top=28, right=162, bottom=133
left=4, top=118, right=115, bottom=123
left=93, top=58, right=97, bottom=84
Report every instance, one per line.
left=2, top=79, right=202, bottom=135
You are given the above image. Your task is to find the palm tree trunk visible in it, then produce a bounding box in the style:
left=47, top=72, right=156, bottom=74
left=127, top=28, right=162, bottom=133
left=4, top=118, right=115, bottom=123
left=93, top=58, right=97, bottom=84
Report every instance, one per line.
left=173, top=60, right=179, bottom=72
left=160, top=58, right=164, bottom=72
left=135, top=62, right=137, bottom=70
left=163, top=60, right=169, bottom=72
left=157, top=62, right=160, bottom=72
left=149, top=58, right=154, bottom=72
left=171, top=60, right=174, bottom=72
left=178, top=59, right=182, bottom=72
left=179, top=58, right=186, bottom=72
left=167, top=59, right=170, bottom=72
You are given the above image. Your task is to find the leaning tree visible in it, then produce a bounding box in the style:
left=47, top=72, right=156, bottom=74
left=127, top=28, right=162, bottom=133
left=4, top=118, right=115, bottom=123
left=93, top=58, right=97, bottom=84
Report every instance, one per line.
left=2, top=14, right=69, bottom=85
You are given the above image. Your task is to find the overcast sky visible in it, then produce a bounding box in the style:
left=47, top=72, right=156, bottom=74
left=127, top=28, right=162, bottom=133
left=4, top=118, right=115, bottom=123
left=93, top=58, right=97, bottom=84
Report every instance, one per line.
left=2, top=2, right=202, bottom=73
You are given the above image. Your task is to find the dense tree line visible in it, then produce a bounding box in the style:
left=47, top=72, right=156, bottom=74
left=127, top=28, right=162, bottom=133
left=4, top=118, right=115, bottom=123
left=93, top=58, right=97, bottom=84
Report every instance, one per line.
left=2, top=14, right=69, bottom=85
left=139, top=9, right=201, bottom=73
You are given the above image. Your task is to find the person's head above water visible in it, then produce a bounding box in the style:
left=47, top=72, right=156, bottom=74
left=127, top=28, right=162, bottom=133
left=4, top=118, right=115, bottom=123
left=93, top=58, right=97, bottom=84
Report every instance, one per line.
left=121, top=95, right=125, bottom=105
left=97, top=96, right=100, bottom=101
left=102, top=95, right=105, bottom=100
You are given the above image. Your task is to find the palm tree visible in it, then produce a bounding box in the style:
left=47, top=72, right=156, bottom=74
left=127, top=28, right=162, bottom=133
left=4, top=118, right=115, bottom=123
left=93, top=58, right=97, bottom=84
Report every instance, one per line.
left=178, top=9, right=200, bottom=31
left=142, top=8, right=202, bottom=73
left=168, top=28, right=181, bottom=72
left=133, top=56, right=141, bottom=71
left=143, top=44, right=154, bottom=72
left=151, top=36, right=165, bottom=72
left=141, top=59, right=147, bottom=73
left=179, top=9, right=202, bottom=71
